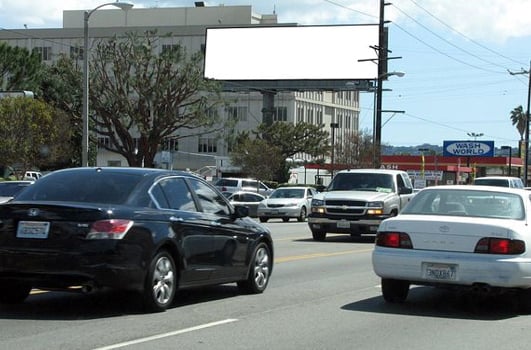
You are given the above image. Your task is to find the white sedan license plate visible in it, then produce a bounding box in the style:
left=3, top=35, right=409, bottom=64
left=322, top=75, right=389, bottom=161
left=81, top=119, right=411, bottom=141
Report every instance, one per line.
left=337, top=220, right=350, bottom=229
left=16, top=221, right=51, bottom=239
left=423, top=262, right=457, bottom=281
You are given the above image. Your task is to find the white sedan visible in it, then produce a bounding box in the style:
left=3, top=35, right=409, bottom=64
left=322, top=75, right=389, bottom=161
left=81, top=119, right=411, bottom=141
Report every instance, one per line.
left=372, top=185, right=531, bottom=310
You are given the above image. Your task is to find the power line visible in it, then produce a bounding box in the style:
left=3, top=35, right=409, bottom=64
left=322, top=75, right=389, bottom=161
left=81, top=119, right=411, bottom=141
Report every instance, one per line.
left=408, top=0, right=526, bottom=67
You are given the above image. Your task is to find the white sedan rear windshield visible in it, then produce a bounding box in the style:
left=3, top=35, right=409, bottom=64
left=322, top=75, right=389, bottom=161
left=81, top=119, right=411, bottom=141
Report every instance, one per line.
left=402, top=189, right=525, bottom=220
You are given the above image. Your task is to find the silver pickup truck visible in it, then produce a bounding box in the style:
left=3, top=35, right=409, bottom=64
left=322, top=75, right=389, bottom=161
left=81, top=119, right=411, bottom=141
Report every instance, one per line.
left=307, top=169, right=415, bottom=241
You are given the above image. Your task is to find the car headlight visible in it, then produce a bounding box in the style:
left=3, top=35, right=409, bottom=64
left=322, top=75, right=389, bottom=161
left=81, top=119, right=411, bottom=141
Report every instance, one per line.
left=367, top=201, right=384, bottom=215
left=311, top=198, right=324, bottom=207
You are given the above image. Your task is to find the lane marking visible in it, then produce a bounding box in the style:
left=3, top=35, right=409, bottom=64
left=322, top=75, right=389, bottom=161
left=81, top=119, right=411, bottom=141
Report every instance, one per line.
left=93, top=318, right=238, bottom=350
left=275, top=248, right=372, bottom=263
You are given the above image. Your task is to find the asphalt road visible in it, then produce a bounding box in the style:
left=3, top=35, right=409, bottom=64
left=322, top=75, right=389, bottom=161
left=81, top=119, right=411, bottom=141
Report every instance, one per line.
left=1, top=220, right=530, bottom=350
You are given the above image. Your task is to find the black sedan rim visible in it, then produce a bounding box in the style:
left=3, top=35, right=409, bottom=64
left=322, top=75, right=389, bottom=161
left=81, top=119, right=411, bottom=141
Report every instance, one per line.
left=152, top=256, right=175, bottom=305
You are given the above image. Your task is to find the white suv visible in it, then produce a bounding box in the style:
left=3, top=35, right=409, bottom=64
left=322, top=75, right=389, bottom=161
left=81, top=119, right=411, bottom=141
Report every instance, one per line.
left=23, top=171, right=43, bottom=181
left=214, top=177, right=273, bottom=196
left=473, top=176, right=524, bottom=188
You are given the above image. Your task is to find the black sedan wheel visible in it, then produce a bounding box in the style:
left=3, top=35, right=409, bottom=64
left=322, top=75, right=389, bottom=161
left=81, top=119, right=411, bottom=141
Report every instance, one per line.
left=143, top=250, right=176, bottom=312
left=0, top=281, right=31, bottom=304
left=381, top=278, right=410, bottom=303
left=238, top=242, right=271, bottom=294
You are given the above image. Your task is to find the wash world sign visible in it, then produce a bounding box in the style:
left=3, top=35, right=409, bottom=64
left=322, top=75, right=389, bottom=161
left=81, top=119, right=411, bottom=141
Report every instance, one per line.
left=443, top=140, right=495, bottom=157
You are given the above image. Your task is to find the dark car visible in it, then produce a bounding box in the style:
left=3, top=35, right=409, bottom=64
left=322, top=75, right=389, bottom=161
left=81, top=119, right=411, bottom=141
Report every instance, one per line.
left=0, top=180, right=34, bottom=203
left=0, top=167, right=273, bottom=312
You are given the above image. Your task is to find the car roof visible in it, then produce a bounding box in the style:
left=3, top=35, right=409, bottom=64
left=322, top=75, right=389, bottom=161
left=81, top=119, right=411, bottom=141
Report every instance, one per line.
left=336, top=169, right=405, bottom=175
left=52, top=167, right=194, bottom=178
left=421, top=184, right=528, bottom=194
left=474, top=176, right=521, bottom=180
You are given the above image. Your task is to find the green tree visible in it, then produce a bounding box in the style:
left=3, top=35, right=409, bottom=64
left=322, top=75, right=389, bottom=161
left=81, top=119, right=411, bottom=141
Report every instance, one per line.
left=231, top=122, right=330, bottom=182
left=40, top=55, right=84, bottom=167
left=0, top=42, right=43, bottom=93
left=87, top=30, right=230, bottom=167
left=231, top=138, right=284, bottom=182
left=510, top=105, right=526, bottom=141
left=0, top=97, right=71, bottom=174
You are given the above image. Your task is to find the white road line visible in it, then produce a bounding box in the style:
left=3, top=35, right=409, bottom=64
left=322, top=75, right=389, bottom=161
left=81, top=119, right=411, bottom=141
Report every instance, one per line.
left=93, top=318, right=238, bottom=350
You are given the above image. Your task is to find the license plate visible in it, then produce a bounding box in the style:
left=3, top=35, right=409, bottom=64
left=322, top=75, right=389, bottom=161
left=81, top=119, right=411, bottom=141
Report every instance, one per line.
left=423, top=262, right=457, bottom=281
left=337, top=220, right=350, bottom=228
left=16, top=221, right=51, bottom=239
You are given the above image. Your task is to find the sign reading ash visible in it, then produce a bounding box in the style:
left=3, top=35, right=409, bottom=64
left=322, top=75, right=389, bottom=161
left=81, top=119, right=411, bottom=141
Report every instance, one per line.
left=442, top=140, right=494, bottom=157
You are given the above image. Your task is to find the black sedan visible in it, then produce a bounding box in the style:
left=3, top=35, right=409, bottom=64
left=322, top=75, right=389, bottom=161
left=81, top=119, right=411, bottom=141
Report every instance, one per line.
left=0, top=167, right=273, bottom=312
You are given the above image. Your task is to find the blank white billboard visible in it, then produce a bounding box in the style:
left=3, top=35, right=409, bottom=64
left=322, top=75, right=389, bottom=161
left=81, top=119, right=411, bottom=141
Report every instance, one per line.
left=204, top=25, right=379, bottom=81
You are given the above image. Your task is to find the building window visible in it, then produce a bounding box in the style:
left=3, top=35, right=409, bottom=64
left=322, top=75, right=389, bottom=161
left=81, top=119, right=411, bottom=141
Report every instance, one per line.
left=198, top=137, right=217, bottom=153
left=70, top=46, right=83, bottom=60
left=162, top=137, right=179, bottom=151
left=161, top=44, right=178, bottom=55
left=316, top=109, right=323, bottom=125
left=33, top=46, right=52, bottom=61
left=98, top=136, right=110, bottom=148
left=273, top=107, right=287, bottom=122
left=297, top=106, right=304, bottom=123
left=226, top=106, right=248, bottom=121
left=307, top=108, right=314, bottom=124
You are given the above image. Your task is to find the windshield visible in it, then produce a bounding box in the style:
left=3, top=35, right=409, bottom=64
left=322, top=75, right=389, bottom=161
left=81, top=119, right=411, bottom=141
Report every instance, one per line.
left=328, top=173, right=394, bottom=192
left=16, top=171, right=142, bottom=204
left=402, top=189, right=525, bottom=220
left=270, top=188, right=305, bottom=199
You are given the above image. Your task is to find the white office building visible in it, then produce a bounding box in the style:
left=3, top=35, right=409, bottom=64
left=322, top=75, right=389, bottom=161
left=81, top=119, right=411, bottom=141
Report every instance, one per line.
left=0, top=4, right=361, bottom=174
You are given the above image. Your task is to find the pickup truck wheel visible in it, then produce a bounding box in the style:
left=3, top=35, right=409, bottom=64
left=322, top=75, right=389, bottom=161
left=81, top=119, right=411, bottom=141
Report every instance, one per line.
left=311, top=230, right=326, bottom=241
left=381, top=278, right=409, bottom=303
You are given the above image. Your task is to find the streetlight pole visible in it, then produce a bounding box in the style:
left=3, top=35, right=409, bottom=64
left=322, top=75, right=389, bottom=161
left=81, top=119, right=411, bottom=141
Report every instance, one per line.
left=82, top=2, right=133, bottom=167
left=330, top=122, right=339, bottom=177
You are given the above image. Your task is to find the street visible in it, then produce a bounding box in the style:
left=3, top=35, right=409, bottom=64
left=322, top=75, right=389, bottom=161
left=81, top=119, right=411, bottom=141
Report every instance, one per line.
left=0, top=220, right=530, bottom=350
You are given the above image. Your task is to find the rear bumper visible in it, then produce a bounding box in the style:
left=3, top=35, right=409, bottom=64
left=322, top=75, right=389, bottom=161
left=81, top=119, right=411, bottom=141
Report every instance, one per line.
left=372, top=247, right=531, bottom=289
left=0, top=245, right=146, bottom=291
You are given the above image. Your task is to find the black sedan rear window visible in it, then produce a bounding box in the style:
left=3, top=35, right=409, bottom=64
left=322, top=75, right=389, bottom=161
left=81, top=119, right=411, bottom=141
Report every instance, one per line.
left=16, top=171, right=143, bottom=204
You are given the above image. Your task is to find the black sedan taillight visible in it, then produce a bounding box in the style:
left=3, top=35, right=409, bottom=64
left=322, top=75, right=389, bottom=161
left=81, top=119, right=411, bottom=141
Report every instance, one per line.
left=474, top=237, right=525, bottom=254
left=376, top=232, right=413, bottom=249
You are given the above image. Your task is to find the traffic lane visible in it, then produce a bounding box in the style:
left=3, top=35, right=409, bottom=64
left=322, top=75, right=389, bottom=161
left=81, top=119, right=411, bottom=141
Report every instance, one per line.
left=1, top=224, right=529, bottom=349
left=0, top=239, right=376, bottom=349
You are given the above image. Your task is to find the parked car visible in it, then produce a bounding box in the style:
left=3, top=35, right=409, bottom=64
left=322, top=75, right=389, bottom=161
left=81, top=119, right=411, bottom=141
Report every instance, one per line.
left=257, top=186, right=317, bottom=222
left=372, top=185, right=531, bottom=311
left=227, top=191, right=266, bottom=217
left=0, top=180, right=34, bottom=203
left=214, top=177, right=273, bottom=196
left=0, top=167, right=273, bottom=312
left=473, top=176, right=524, bottom=188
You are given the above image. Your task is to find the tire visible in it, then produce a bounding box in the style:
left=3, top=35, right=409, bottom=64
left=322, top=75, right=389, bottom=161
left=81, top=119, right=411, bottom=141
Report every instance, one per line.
left=0, top=282, right=31, bottom=304
left=282, top=217, right=289, bottom=222
left=259, top=217, right=268, bottom=223
left=238, top=242, right=271, bottom=294
left=311, top=230, right=326, bottom=241
left=381, top=278, right=410, bottom=303
left=143, top=250, right=177, bottom=312
left=297, top=207, right=307, bottom=222
left=517, top=288, right=531, bottom=314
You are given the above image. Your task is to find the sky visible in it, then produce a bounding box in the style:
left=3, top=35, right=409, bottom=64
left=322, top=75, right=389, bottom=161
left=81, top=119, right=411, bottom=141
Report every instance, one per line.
left=1, top=0, right=531, bottom=148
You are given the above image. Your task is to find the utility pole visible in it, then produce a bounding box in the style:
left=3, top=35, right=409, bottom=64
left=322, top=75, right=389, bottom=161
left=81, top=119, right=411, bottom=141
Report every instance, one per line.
left=373, top=0, right=387, bottom=169
left=509, top=60, right=531, bottom=185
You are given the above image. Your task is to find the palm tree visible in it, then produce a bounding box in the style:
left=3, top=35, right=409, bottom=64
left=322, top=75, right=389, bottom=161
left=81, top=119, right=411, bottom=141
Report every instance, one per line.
left=510, top=105, right=527, bottom=141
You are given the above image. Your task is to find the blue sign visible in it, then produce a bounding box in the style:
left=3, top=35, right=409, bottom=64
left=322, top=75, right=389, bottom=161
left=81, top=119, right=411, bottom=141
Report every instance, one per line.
left=443, top=140, right=494, bottom=157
